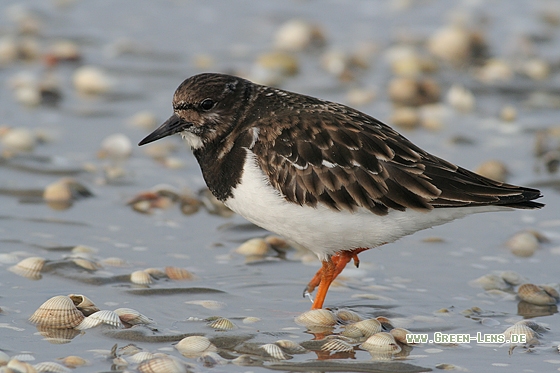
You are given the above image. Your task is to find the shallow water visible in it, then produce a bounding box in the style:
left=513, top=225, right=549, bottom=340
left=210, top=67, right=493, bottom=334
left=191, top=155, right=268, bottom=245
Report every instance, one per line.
left=1, top=0, right=559, bottom=372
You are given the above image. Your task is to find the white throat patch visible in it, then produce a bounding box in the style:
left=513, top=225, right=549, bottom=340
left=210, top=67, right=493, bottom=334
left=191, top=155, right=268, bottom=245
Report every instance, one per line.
left=180, top=131, right=204, bottom=150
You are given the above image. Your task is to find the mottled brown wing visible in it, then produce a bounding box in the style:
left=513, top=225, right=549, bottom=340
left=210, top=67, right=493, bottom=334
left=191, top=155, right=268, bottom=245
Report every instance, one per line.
left=251, top=106, right=542, bottom=215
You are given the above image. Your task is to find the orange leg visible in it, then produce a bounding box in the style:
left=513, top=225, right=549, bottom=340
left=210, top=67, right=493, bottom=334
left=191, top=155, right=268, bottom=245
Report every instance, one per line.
left=307, top=248, right=370, bottom=309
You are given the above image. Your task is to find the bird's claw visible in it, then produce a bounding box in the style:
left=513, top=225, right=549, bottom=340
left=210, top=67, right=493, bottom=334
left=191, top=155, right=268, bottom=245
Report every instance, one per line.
left=303, top=290, right=314, bottom=303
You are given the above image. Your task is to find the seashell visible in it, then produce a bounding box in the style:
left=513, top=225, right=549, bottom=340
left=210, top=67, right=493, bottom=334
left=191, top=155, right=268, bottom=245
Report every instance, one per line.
left=33, top=361, right=71, bottom=373
left=1, top=127, right=36, bottom=152
left=184, top=300, right=225, bottom=310
left=252, top=52, right=299, bottom=85
left=70, top=257, right=101, bottom=271
left=516, top=319, right=549, bottom=333
left=9, top=256, right=45, bottom=280
left=427, top=25, right=472, bottom=65
left=274, top=19, right=325, bottom=52
left=73, top=65, right=112, bottom=95
left=391, top=107, right=419, bottom=130
left=374, top=316, right=394, bottom=329
left=0, top=350, right=9, bottom=364
left=118, top=343, right=142, bottom=355
left=175, top=336, right=217, bottom=357
left=342, top=318, right=382, bottom=339
left=469, top=274, right=510, bottom=291
left=137, top=356, right=189, bottom=373
left=321, top=339, right=354, bottom=352
left=57, top=355, right=88, bottom=368
left=114, top=308, right=153, bottom=326
left=11, top=353, right=35, bottom=362
left=7, top=359, right=36, bottom=373
left=112, top=357, right=128, bottom=367
left=164, top=266, right=195, bottom=280
left=68, top=294, right=99, bottom=316
left=274, top=340, right=307, bottom=354
left=47, top=40, right=81, bottom=62
left=235, top=238, right=269, bottom=257
left=335, top=309, right=363, bottom=324
left=500, top=271, right=528, bottom=286
left=264, top=235, right=290, bottom=251
left=98, top=133, right=132, bottom=161
left=346, top=88, right=376, bottom=107
left=522, top=58, right=550, bottom=81
left=294, top=309, right=337, bottom=329
left=127, top=351, right=156, bottom=364
left=198, top=188, right=234, bottom=217
left=76, top=310, right=123, bottom=330
left=518, top=283, right=558, bottom=306
left=388, top=77, right=440, bottom=107
left=143, top=268, right=166, bottom=277
left=207, top=317, right=236, bottom=331
left=500, top=105, right=517, bottom=122
left=29, top=295, right=85, bottom=329
left=100, top=257, right=128, bottom=267
left=360, top=332, right=402, bottom=356
left=503, top=322, right=539, bottom=345
left=231, top=354, right=260, bottom=366
left=179, top=195, right=201, bottom=215
left=242, top=316, right=261, bottom=324
left=477, top=58, right=513, bottom=83
left=260, top=343, right=290, bottom=360
left=475, top=160, right=508, bottom=182
left=71, top=245, right=98, bottom=254
left=130, top=270, right=153, bottom=285
left=197, top=351, right=227, bottom=367
left=506, top=232, right=540, bottom=257
left=390, top=328, right=414, bottom=345
left=446, top=84, right=475, bottom=113
left=43, top=178, right=93, bottom=209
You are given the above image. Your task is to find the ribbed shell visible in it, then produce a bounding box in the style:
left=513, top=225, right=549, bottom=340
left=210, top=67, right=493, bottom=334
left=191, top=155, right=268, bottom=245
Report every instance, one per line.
left=342, top=318, right=382, bottom=338
left=503, top=322, right=539, bottom=345
left=68, top=294, right=99, bottom=316
left=274, top=340, right=307, bottom=354
left=29, top=295, right=85, bottom=329
left=165, top=266, right=195, bottom=280
left=57, top=356, right=88, bottom=368
left=360, top=332, right=402, bottom=355
left=207, top=317, right=237, bottom=330
left=518, top=283, right=559, bottom=306
left=127, top=352, right=156, bottom=364
left=321, top=339, right=354, bottom=352
left=130, top=270, right=153, bottom=285
left=260, top=343, right=290, bottom=360
left=175, top=336, right=217, bottom=357
left=76, top=310, right=123, bottom=330
left=9, top=256, right=46, bottom=280
left=137, top=357, right=189, bottom=373
left=294, top=309, right=337, bottom=328
left=7, top=359, right=37, bottom=373
left=33, top=361, right=72, bottom=373
left=335, top=309, right=363, bottom=324
left=114, top=308, right=153, bottom=325
left=390, top=328, right=413, bottom=345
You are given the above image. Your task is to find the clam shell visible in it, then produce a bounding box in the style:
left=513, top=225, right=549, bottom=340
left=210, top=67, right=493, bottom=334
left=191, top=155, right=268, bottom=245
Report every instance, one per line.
left=7, top=359, right=36, bottom=373
left=321, top=339, right=354, bottom=352
left=517, top=320, right=549, bottom=333
left=260, top=343, right=290, bottom=360
left=118, top=344, right=142, bottom=355
left=114, top=308, right=153, bottom=326
left=164, top=266, right=194, bottom=280
left=335, top=309, right=363, bottom=324
left=33, top=361, right=72, bottom=373
left=57, top=356, right=88, bottom=368
left=9, top=256, right=46, bottom=280
left=242, top=316, right=261, bottom=324
left=518, top=284, right=558, bottom=306
left=137, top=356, right=189, bottom=373
left=175, top=336, right=217, bottom=357
left=500, top=271, right=528, bottom=286
left=207, top=317, right=236, bottom=331
left=71, top=257, right=101, bottom=271
left=37, top=325, right=81, bottom=343
left=294, top=309, right=337, bottom=328
left=127, top=352, right=156, bottom=364
left=197, top=351, right=227, bottom=367
left=375, top=316, right=394, bottom=329
left=507, top=232, right=540, bottom=257
left=130, top=270, right=153, bottom=285
left=390, top=328, right=414, bottom=345
left=29, top=295, right=85, bottom=329
left=0, top=350, right=9, bottom=364
left=360, top=332, right=402, bottom=355
left=469, top=274, right=510, bottom=291
left=503, top=322, right=539, bottom=345
left=235, top=238, right=269, bottom=256
left=76, top=310, right=123, bottom=330
left=342, top=318, right=382, bottom=338
left=274, top=340, right=307, bottom=354
left=68, top=294, right=99, bottom=317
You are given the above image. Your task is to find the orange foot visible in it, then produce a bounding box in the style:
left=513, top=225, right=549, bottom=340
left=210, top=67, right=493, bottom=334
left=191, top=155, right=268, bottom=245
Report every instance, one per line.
left=304, top=248, right=369, bottom=309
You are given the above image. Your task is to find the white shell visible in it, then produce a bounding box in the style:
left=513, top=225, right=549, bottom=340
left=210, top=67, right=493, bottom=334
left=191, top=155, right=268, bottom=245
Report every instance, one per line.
left=68, top=294, right=99, bottom=316
left=507, top=232, right=540, bottom=257
left=260, top=343, right=290, bottom=360
left=503, top=322, right=539, bottom=345
left=518, top=283, right=558, bottom=306
left=175, top=336, right=217, bottom=357
left=29, top=295, right=85, bottom=329
left=335, top=309, right=363, bottom=324
left=33, top=361, right=72, bottom=373
left=321, top=339, right=354, bottom=352
left=57, top=356, right=88, bottom=368
left=207, top=317, right=236, bottom=331
left=342, top=318, right=382, bottom=338
left=294, top=309, right=337, bottom=328
left=73, top=65, right=112, bottom=95
left=390, top=328, right=414, bottom=345
left=76, top=310, right=123, bottom=330
left=7, top=359, right=37, bottom=373
left=360, top=332, right=402, bottom=355
left=114, top=308, right=153, bottom=325
left=164, top=266, right=195, bottom=280
left=127, top=352, right=156, bottom=364
left=9, top=256, right=46, bottom=280
left=469, top=274, right=509, bottom=291
left=274, top=340, right=307, bottom=354
left=130, top=270, right=153, bottom=285
left=235, top=238, right=269, bottom=256
left=137, top=356, right=189, bottom=373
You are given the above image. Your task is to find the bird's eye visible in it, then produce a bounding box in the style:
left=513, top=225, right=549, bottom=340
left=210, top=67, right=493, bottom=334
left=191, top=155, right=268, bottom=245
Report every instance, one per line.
left=200, top=99, right=215, bottom=111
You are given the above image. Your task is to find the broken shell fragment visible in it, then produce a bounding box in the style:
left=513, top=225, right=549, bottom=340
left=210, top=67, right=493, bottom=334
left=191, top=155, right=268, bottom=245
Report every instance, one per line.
left=9, top=256, right=45, bottom=280
left=518, top=283, right=559, bottom=306
left=294, top=309, right=337, bottom=328
left=175, top=336, right=217, bottom=358
left=207, top=317, right=236, bottom=331
left=76, top=310, right=123, bottom=330
left=68, top=294, right=99, bottom=316
left=137, top=356, right=190, bottom=373
left=29, top=295, right=85, bottom=329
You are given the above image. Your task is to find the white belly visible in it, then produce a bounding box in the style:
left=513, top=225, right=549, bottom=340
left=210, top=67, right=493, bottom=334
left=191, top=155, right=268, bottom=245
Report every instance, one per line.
left=224, top=151, right=509, bottom=261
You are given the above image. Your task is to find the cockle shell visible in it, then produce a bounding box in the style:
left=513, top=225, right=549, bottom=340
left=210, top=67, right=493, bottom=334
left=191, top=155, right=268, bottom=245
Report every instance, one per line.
left=7, top=359, right=36, bottom=373
left=118, top=344, right=142, bottom=355
left=68, top=294, right=99, bottom=316
left=206, top=317, right=236, bottom=331
left=517, top=319, right=549, bottom=333
left=0, top=350, right=9, bottom=364
left=321, top=339, right=354, bottom=352
left=507, top=232, right=540, bottom=257
left=114, top=308, right=153, bottom=326
left=9, top=256, right=45, bottom=280
left=197, top=351, right=227, bottom=367
left=260, top=343, right=290, bottom=360
left=130, top=270, right=153, bottom=285
left=294, top=309, right=337, bottom=328
left=235, top=238, right=269, bottom=256
left=76, top=310, right=123, bottom=330
left=175, top=336, right=217, bottom=358
left=518, top=283, right=559, bottom=306
left=137, top=356, right=189, bottom=373
left=164, top=266, right=195, bottom=280
left=342, top=318, right=382, bottom=338
left=33, top=361, right=71, bottom=373
left=57, top=356, right=88, bottom=368
left=503, top=322, right=539, bottom=345
left=360, top=332, right=402, bottom=355
left=390, top=328, right=414, bottom=345
left=335, top=309, right=363, bottom=324
left=274, top=340, right=307, bottom=354
left=127, top=352, right=156, bottom=364
left=29, top=295, right=85, bottom=329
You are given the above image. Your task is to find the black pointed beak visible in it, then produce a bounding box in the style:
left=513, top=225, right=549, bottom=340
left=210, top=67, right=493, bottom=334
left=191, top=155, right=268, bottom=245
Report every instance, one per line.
left=138, top=114, right=186, bottom=146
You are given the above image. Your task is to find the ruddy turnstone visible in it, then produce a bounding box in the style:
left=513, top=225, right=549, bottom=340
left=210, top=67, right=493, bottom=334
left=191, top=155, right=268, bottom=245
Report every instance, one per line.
left=139, top=73, right=544, bottom=309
